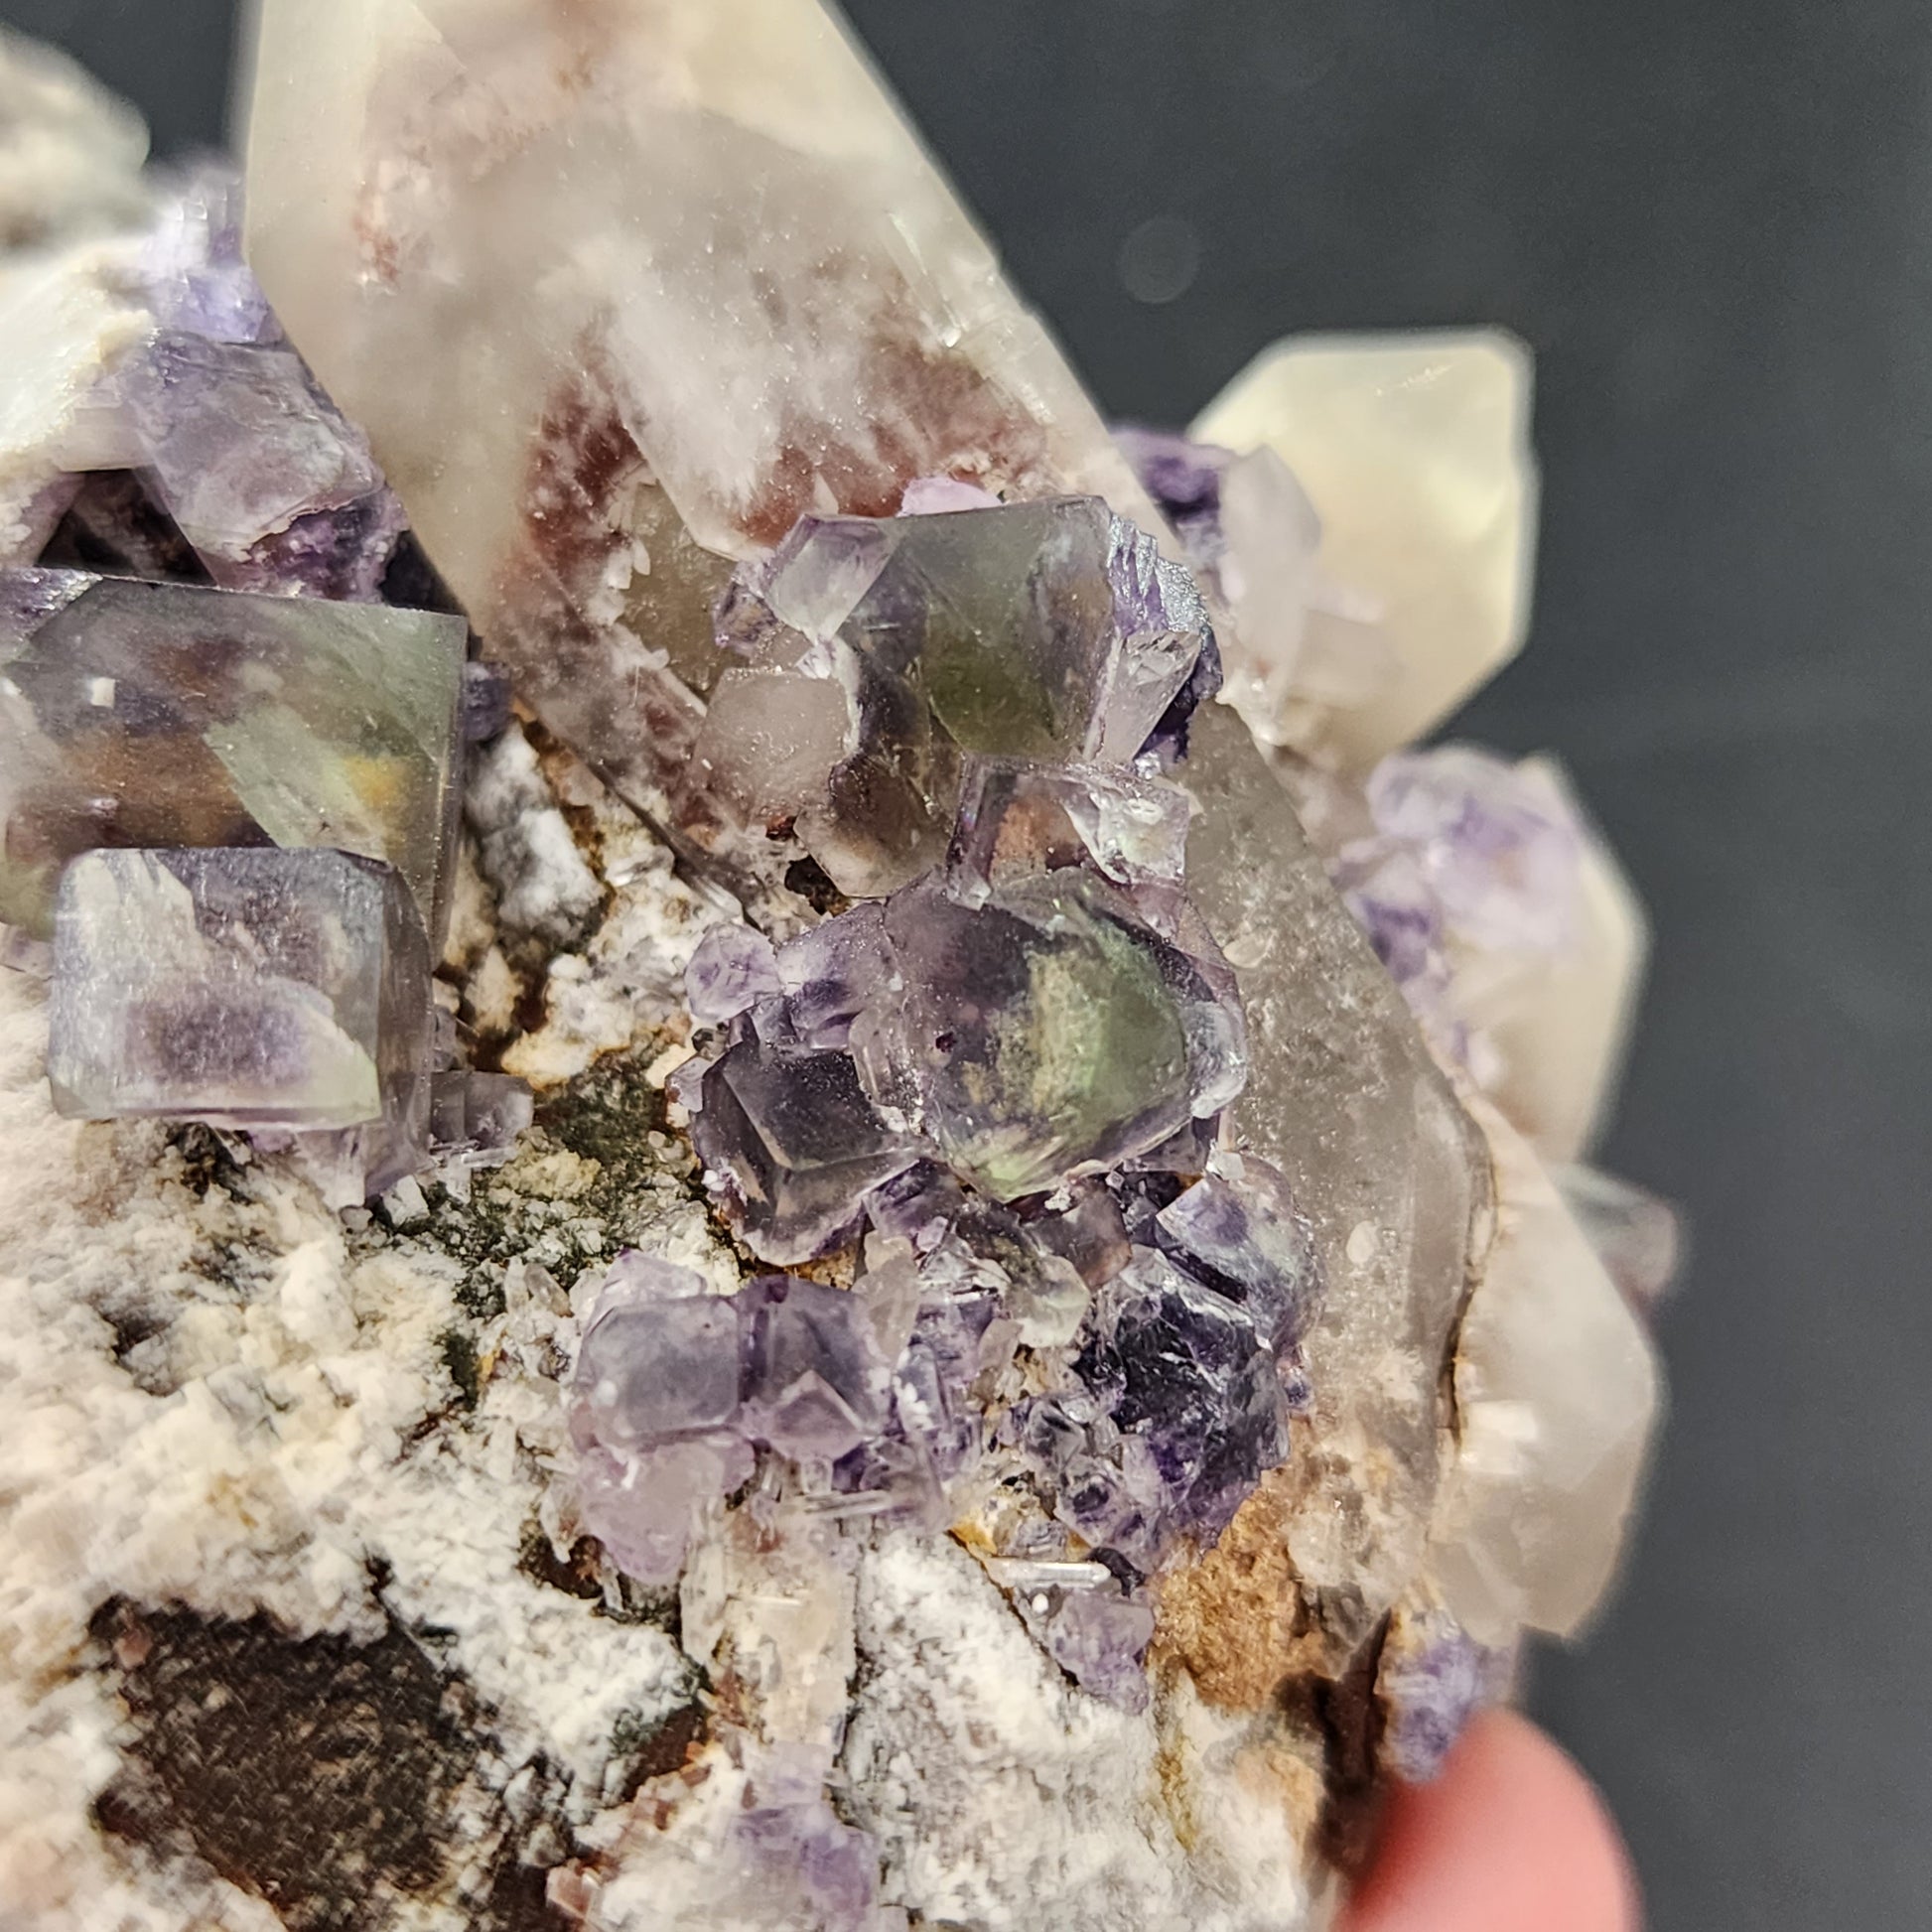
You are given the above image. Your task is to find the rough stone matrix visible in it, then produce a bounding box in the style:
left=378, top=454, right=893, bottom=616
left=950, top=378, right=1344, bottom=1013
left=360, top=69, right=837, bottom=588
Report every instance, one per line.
left=0, top=6, right=1673, bottom=1932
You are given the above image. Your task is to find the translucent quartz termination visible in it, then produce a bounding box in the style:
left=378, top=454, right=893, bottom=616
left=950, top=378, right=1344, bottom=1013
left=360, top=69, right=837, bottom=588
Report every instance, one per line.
left=1430, top=1106, right=1658, bottom=1642
left=1193, top=332, right=1541, bottom=766
left=686, top=499, right=1210, bottom=897
left=48, top=846, right=431, bottom=1136
left=1555, top=1164, right=1684, bottom=1317
left=245, top=0, right=1168, bottom=842
left=0, top=570, right=466, bottom=937
left=1181, top=702, right=1494, bottom=1622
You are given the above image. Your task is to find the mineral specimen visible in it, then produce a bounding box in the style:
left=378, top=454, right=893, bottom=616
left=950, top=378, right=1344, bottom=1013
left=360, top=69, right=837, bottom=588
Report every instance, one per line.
left=48, top=845, right=431, bottom=1134
left=0, top=11, right=1677, bottom=1932
left=683, top=497, right=1212, bottom=897
left=1192, top=331, right=1540, bottom=765
left=0, top=569, right=466, bottom=937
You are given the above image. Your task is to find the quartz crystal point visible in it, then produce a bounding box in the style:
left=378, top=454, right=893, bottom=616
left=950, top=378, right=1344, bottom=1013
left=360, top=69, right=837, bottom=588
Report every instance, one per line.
left=48, top=845, right=431, bottom=1135
left=0, top=569, right=466, bottom=936
left=1556, top=1163, right=1685, bottom=1318
left=1193, top=332, right=1539, bottom=765
left=246, top=0, right=1167, bottom=842
left=1430, top=1106, right=1659, bottom=1642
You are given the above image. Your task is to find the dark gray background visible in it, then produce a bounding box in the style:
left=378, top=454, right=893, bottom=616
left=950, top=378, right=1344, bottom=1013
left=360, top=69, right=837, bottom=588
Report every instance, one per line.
left=8, top=3, right=1925, bottom=1927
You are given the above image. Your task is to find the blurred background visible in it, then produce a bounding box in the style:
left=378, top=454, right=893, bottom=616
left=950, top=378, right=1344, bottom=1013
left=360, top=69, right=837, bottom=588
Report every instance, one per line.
left=6, top=2, right=1926, bottom=1926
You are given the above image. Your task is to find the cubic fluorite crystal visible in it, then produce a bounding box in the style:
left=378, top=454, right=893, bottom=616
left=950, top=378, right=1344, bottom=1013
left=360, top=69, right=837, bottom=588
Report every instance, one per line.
left=0, top=12, right=1677, bottom=1932
left=48, top=845, right=431, bottom=1134
left=684, top=497, right=1211, bottom=897
left=0, top=569, right=466, bottom=936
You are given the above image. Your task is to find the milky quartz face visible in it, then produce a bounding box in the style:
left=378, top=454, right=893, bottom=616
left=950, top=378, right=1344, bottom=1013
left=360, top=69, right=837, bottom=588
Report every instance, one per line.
left=1194, top=331, right=1540, bottom=766
left=245, top=0, right=1164, bottom=839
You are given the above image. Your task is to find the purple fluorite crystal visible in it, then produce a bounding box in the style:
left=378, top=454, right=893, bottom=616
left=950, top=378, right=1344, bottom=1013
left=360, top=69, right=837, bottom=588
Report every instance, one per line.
left=120, top=329, right=407, bottom=601
left=1114, top=426, right=1233, bottom=573
left=1379, top=1609, right=1518, bottom=1784
left=1361, top=748, right=1583, bottom=957
left=573, top=1262, right=744, bottom=1450
left=48, top=846, right=432, bottom=1140
left=139, top=164, right=279, bottom=346
left=739, top=1274, right=895, bottom=1461
left=1077, top=1250, right=1289, bottom=1546
left=1154, top=1152, right=1323, bottom=1356
left=685, top=921, right=783, bottom=1026
left=756, top=902, right=893, bottom=1051
left=852, top=871, right=1245, bottom=1202
left=1041, top=1583, right=1158, bottom=1713
left=692, top=1038, right=926, bottom=1264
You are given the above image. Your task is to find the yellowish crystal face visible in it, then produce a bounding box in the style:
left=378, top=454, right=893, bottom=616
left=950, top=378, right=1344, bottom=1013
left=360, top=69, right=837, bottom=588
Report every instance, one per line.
left=1194, top=329, right=1541, bottom=766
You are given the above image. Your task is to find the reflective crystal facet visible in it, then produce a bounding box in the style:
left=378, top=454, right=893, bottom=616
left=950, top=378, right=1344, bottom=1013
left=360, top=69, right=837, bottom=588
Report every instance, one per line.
left=694, top=1038, right=926, bottom=1264
left=689, top=499, right=1211, bottom=897
left=49, top=845, right=431, bottom=1136
left=854, top=872, right=1243, bottom=1202
left=0, top=569, right=466, bottom=937
left=1194, top=331, right=1540, bottom=764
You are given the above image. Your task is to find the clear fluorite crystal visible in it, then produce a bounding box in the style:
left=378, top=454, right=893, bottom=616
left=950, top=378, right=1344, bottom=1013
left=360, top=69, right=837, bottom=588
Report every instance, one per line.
left=949, top=756, right=1191, bottom=901
left=686, top=498, right=1211, bottom=897
left=48, top=845, right=431, bottom=1135
left=223, top=2, right=1669, bottom=1919
left=571, top=1255, right=904, bottom=1577
left=685, top=922, right=783, bottom=1026
left=0, top=569, right=466, bottom=937
left=693, top=1039, right=926, bottom=1264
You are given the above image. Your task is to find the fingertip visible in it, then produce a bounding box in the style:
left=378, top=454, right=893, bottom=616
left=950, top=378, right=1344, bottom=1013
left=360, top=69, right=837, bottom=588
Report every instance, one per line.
left=1341, top=1711, right=1640, bottom=1932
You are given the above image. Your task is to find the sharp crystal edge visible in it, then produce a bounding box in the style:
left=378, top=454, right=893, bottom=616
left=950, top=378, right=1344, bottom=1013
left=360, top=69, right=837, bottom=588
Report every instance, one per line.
left=0, top=9, right=1666, bottom=1931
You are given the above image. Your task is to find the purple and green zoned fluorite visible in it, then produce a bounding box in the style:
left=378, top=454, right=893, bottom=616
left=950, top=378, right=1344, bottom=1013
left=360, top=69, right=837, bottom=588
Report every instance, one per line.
left=0, top=7, right=1674, bottom=1929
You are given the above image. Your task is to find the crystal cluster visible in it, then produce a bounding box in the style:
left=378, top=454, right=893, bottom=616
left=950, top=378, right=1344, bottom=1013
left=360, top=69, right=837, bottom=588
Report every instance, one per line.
left=0, top=149, right=514, bottom=1200
left=0, top=9, right=1676, bottom=1931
